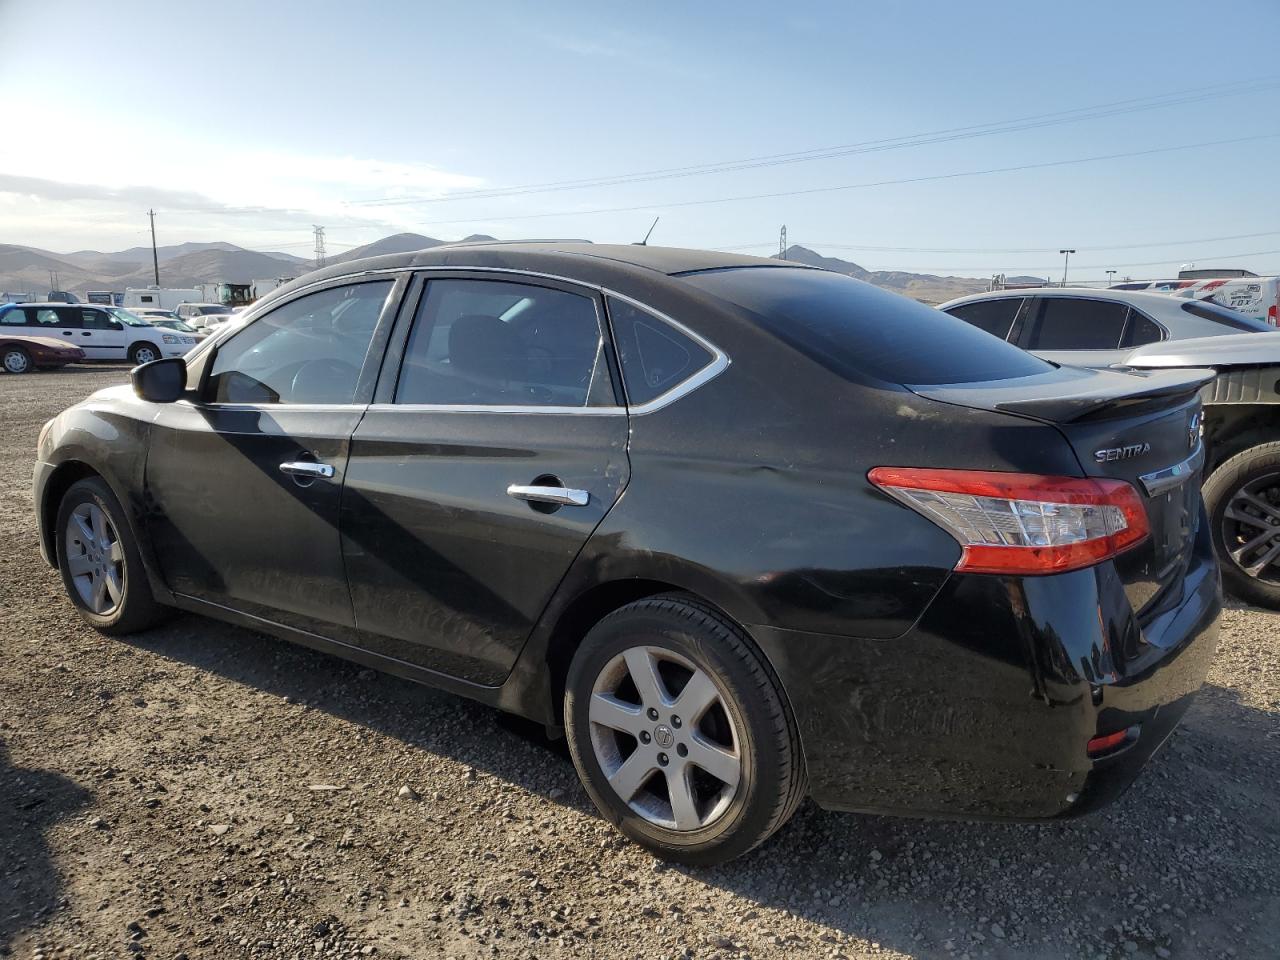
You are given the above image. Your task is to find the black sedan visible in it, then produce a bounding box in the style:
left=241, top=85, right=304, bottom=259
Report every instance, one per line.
left=33, top=243, right=1221, bottom=864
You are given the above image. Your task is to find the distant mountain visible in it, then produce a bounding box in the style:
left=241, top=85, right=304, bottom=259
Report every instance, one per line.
left=775, top=245, right=992, bottom=304
left=2, top=236, right=1007, bottom=303
left=326, top=233, right=446, bottom=265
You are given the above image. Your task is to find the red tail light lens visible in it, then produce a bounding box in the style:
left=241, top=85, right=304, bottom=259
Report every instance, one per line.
left=868, top=467, right=1150, bottom=575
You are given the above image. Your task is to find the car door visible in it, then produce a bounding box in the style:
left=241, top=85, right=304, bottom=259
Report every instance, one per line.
left=77, top=308, right=128, bottom=360
left=341, top=273, right=630, bottom=685
left=144, top=275, right=405, bottom=637
left=1017, top=296, right=1132, bottom=367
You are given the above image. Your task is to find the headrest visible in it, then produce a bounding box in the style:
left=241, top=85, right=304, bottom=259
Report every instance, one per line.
left=449, top=314, right=527, bottom=382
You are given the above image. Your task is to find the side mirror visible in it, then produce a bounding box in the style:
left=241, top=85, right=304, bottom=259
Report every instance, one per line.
left=131, top=356, right=187, bottom=403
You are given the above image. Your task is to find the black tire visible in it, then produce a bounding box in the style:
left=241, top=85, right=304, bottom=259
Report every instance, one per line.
left=55, top=477, right=166, bottom=634
left=564, top=594, right=805, bottom=865
left=2, top=345, right=31, bottom=374
left=129, top=342, right=160, bottom=365
left=1204, top=442, right=1280, bottom=609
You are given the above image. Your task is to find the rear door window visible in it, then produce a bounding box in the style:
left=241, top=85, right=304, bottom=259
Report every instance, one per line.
left=682, top=267, right=1049, bottom=385
left=1024, top=298, right=1128, bottom=350
left=394, top=278, right=615, bottom=407
left=944, top=298, right=1023, bottom=340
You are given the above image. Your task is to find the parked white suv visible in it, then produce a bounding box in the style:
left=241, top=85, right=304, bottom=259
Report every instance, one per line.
left=0, top=303, right=198, bottom=364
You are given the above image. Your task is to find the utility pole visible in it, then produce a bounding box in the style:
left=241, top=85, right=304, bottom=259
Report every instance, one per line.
left=313, top=225, right=327, bottom=269
left=1059, top=248, right=1075, bottom=287
left=779, top=225, right=787, bottom=260
left=1105, top=269, right=1116, bottom=287
left=148, top=209, right=160, bottom=285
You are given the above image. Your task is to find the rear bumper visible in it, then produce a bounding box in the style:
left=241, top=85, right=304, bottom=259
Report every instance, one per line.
left=750, top=504, right=1222, bottom=821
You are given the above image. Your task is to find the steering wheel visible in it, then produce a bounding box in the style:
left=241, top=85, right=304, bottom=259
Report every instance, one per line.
left=289, top=357, right=360, bottom=403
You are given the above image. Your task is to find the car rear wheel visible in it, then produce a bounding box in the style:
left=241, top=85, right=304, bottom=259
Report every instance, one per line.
left=130, top=342, right=160, bottom=365
left=564, top=594, right=805, bottom=865
left=2, top=346, right=31, bottom=374
left=56, top=477, right=166, bottom=634
left=1204, top=442, right=1280, bottom=609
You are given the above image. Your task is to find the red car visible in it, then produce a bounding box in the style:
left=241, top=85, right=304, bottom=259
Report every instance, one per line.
left=1, top=335, right=86, bottom=374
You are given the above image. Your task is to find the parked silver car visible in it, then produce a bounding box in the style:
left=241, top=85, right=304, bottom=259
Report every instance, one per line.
left=940, top=287, right=1280, bottom=609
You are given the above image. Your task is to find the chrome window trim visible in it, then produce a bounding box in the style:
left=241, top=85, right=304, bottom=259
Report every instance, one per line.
left=206, top=264, right=731, bottom=417
left=367, top=403, right=626, bottom=416
left=177, top=399, right=369, bottom=414
left=604, top=290, right=730, bottom=416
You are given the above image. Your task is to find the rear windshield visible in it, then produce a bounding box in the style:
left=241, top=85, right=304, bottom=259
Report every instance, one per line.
left=682, top=267, right=1051, bottom=385
left=1180, top=300, right=1272, bottom=331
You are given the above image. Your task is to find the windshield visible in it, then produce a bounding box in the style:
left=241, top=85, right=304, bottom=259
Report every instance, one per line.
left=167, top=319, right=198, bottom=332
left=683, top=267, right=1052, bottom=386
left=197, top=305, right=232, bottom=315
left=108, top=307, right=154, bottom=327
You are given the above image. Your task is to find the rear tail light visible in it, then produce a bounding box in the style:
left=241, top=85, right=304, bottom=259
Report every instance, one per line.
left=868, top=467, right=1149, bottom=575
left=1268, top=304, right=1277, bottom=327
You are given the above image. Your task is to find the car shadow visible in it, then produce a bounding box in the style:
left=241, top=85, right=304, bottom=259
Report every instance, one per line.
left=118, top=614, right=1279, bottom=957
left=0, top=740, right=92, bottom=953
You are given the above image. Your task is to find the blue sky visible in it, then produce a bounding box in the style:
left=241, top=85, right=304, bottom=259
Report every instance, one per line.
left=2, top=0, right=1278, bottom=280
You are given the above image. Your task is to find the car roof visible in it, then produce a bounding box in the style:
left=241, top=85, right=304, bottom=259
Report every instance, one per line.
left=4, top=301, right=106, bottom=308
left=295, top=242, right=811, bottom=290
left=938, top=287, right=1191, bottom=311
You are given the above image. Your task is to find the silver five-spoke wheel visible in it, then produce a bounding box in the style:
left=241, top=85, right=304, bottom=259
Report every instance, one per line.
left=64, top=501, right=125, bottom=615
left=588, top=645, right=741, bottom=831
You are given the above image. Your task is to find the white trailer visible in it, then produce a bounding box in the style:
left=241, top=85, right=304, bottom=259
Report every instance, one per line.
left=1112, top=276, right=1280, bottom=326
left=123, top=287, right=203, bottom=310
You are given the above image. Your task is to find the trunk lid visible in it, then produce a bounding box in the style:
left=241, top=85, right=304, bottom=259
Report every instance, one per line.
left=911, top=365, right=1213, bottom=617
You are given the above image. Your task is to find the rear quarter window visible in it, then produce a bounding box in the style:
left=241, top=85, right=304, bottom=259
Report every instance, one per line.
left=681, top=267, right=1049, bottom=386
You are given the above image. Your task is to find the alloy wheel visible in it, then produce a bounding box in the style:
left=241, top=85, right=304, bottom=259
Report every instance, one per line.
left=133, top=346, right=157, bottom=364
left=1221, top=473, right=1280, bottom=583
left=588, top=646, right=741, bottom=831
left=3, top=349, right=29, bottom=373
left=64, top=502, right=125, bottom=615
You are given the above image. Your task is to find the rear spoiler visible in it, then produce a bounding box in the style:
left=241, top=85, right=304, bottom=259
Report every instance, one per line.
left=910, top=366, right=1214, bottom=424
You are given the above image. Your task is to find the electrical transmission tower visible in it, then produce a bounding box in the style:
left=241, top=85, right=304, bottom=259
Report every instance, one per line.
left=779, top=225, right=787, bottom=260
left=313, top=225, right=327, bottom=269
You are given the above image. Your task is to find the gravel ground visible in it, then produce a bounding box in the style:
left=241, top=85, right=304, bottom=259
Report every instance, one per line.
left=1, top=366, right=1278, bottom=960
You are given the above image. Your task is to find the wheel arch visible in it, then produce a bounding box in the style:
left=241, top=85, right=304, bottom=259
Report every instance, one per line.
left=1203, top=402, right=1280, bottom=472
left=39, top=460, right=103, bottom=567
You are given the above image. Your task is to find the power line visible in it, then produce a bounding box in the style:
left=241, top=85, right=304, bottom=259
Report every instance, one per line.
left=396, top=133, right=1280, bottom=229
left=349, top=77, right=1280, bottom=207
left=720, top=228, right=1280, bottom=255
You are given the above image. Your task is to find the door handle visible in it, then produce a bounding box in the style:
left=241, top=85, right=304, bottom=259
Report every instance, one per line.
left=81, top=332, right=92, bottom=337
left=279, top=461, right=335, bottom=479
left=507, top=484, right=589, bottom=507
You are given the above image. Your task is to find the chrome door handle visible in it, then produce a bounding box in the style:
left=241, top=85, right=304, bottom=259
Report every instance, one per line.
left=280, top=461, right=335, bottom=479
left=507, top=484, right=589, bottom=507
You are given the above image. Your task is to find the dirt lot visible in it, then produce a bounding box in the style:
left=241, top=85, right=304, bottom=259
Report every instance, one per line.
left=1, top=367, right=1277, bottom=960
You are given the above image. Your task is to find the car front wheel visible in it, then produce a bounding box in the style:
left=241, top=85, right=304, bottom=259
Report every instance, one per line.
left=564, top=595, right=805, bottom=865
left=1204, top=441, right=1280, bottom=609
left=56, top=477, right=166, bottom=634
left=2, top=345, right=31, bottom=374
left=130, top=342, right=159, bottom=365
